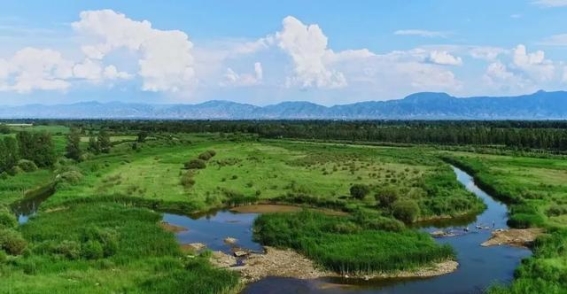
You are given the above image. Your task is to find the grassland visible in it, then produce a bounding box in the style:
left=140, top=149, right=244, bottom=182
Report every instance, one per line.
left=1, top=202, right=240, bottom=294
left=41, top=138, right=484, bottom=221
left=444, top=152, right=567, bottom=294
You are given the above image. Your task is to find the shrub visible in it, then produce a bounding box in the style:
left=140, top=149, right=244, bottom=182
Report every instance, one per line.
left=198, top=152, right=212, bottom=161
left=0, top=229, right=28, bottom=255
left=349, top=184, right=370, bottom=200
left=207, top=150, right=217, bottom=157
left=8, top=166, right=23, bottom=176
left=184, top=159, right=206, bottom=170
left=55, top=240, right=81, bottom=260
left=82, top=240, right=104, bottom=260
left=392, top=200, right=420, bottom=224
left=375, top=187, right=399, bottom=209
left=0, top=250, right=7, bottom=263
left=17, top=159, right=38, bottom=172
left=0, top=207, right=18, bottom=229
left=59, top=170, right=84, bottom=185
left=180, top=175, right=196, bottom=188
left=0, top=172, right=8, bottom=180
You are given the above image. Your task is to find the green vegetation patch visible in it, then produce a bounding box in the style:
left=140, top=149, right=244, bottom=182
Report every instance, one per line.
left=254, top=210, right=454, bottom=274
left=0, top=202, right=240, bottom=294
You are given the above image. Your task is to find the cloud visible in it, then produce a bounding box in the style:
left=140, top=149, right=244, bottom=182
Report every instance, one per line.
left=511, top=44, right=555, bottom=81
left=221, top=62, right=263, bottom=87
left=73, top=9, right=196, bottom=92
left=483, top=61, right=531, bottom=91
left=540, top=34, right=567, bottom=46
left=469, top=46, right=507, bottom=61
left=0, top=47, right=73, bottom=93
left=533, top=0, right=567, bottom=7
left=427, top=51, right=463, bottom=66
left=393, top=29, right=450, bottom=38
left=275, top=16, right=347, bottom=89
left=254, top=62, right=263, bottom=80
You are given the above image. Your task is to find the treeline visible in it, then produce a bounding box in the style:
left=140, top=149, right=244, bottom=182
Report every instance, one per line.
left=6, top=120, right=567, bottom=151
left=0, top=132, right=56, bottom=175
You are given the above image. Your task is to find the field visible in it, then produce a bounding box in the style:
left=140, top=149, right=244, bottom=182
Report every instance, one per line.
left=445, top=152, right=567, bottom=293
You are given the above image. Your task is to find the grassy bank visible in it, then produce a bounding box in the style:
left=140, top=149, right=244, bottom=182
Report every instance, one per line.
left=0, top=202, right=240, bottom=294
left=253, top=210, right=454, bottom=274
left=443, top=153, right=567, bottom=293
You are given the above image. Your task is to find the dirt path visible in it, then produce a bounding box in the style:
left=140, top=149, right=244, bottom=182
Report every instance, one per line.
left=481, top=228, right=544, bottom=247
left=209, top=246, right=458, bottom=283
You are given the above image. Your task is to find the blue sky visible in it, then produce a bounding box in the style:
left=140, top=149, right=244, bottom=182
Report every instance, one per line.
left=0, top=0, right=566, bottom=105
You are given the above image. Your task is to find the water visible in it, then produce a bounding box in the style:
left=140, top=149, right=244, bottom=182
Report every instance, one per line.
left=11, top=182, right=56, bottom=224
left=163, top=166, right=531, bottom=294
left=163, top=210, right=264, bottom=254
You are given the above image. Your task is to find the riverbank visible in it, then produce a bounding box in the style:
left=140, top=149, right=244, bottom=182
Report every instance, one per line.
left=481, top=228, right=544, bottom=248
left=209, top=246, right=458, bottom=283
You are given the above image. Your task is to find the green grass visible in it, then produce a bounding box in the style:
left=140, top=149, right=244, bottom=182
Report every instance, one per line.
left=42, top=139, right=483, bottom=221
left=1, top=202, right=240, bottom=294
left=253, top=210, right=454, bottom=274
left=0, top=170, right=53, bottom=206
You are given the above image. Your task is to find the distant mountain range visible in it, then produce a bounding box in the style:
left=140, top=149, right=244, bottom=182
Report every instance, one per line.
left=1, top=91, right=567, bottom=120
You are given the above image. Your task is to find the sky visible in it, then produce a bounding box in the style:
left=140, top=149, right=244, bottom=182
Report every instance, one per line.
left=0, top=0, right=567, bottom=106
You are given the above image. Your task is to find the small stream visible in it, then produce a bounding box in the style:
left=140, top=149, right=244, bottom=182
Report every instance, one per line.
left=163, top=167, right=532, bottom=294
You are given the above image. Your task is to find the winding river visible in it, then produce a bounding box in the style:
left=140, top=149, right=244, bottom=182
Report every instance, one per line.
left=14, top=166, right=532, bottom=293
left=162, top=167, right=532, bottom=294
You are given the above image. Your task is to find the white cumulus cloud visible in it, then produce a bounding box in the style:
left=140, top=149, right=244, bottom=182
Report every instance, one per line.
left=221, top=62, right=263, bottom=87
left=73, top=9, right=195, bottom=92
left=275, top=16, right=347, bottom=89
left=427, top=51, right=463, bottom=66
left=512, top=44, right=555, bottom=81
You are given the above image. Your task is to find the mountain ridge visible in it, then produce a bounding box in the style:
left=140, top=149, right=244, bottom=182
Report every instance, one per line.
left=1, top=91, right=566, bottom=119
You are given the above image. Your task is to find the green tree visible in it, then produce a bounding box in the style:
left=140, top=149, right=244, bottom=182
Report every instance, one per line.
left=65, top=127, right=83, bottom=161
left=16, top=131, right=34, bottom=161
left=97, top=130, right=111, bottom=154
left=392, top=200, right=421, bottom=224
left=137, top=131, right=148, bottom=143
left=87, top=136, right=100, bottom=155
left=33, top=132, right=56, bottom=167
left=350, top=184, right=370, bottom=200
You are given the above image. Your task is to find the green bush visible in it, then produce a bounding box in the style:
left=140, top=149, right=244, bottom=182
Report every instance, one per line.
left=17, top=159, right=38, bottom=172
left=184, top=159, right=206, bottom=169
left=82, top=240, right=104, bottom=260
left=59, top=170, right=84, bottom=185
left=392, top=200, right=421, bottom=223
left=375, top=187, right=399, bottom=209
left=0, top=250, right=7, bottom=263
left=0, top=229, right=28, bottom=255
left=0, top=172, right=8, bottom=180
left=0, top=207, right=17, bottom=229
left=55, top=240, right=81, bottom=260
left=350, top=184, right=370, bottom=200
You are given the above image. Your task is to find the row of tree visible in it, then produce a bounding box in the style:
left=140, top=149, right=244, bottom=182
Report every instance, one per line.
left=0, top=132, right=56, bottom=174
left=81, top=120, right=567, bottom=151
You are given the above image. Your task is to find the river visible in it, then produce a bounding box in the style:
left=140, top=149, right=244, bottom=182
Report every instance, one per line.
left=162, top=166, right=532, bottom=294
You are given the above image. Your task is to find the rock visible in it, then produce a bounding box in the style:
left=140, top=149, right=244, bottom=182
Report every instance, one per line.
left=431, top=230, right=445, bottom=237
left=224, top=237, right=238, bottom=244
left=186, top=243, right=206, bottom=251
left=234, top=250, right=249, bottom=257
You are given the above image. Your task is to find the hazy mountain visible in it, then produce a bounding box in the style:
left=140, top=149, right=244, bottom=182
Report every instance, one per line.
left=1, top=91, right=566, bottom=120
